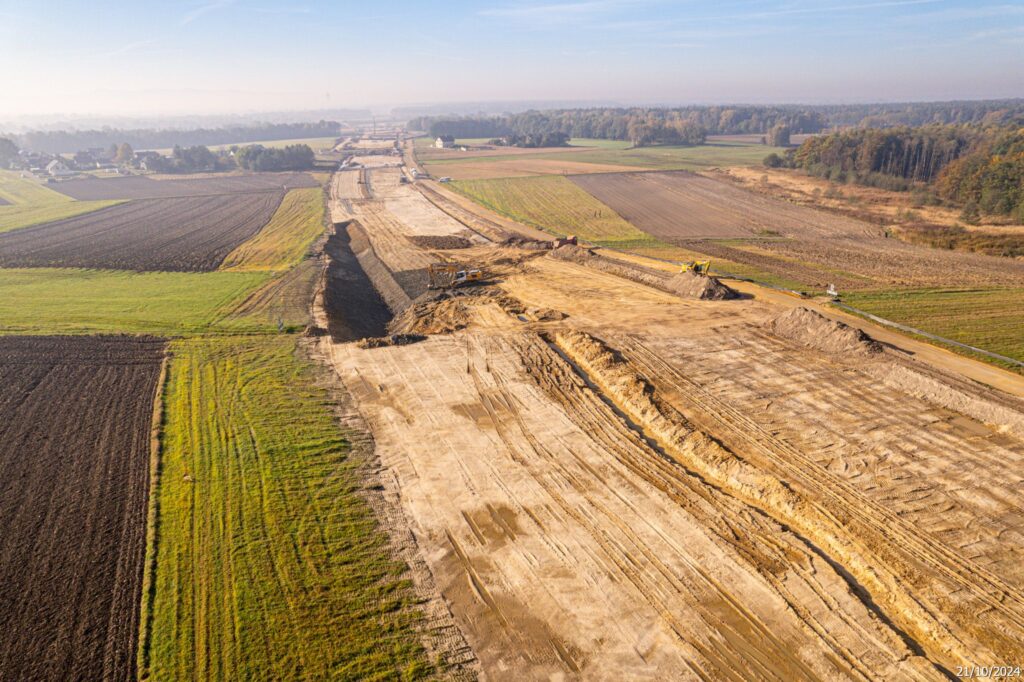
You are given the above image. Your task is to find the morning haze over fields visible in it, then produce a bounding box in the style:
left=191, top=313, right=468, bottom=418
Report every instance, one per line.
left=2, top=1, right=1024, bottom=680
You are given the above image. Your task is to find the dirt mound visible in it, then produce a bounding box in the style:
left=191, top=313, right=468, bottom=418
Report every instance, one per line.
left=548, top=243, right=596, bottom=262
left=665, top=270, right=737, bottom=300
left=356, top=333, right=426, bottom=349
left=407, top=235, right=473, bottom=250
left=768, top=307, right=883, bottom=356
left=389, top=288, right=527, bottom=336
left=502, top=236, right=551, bottom=250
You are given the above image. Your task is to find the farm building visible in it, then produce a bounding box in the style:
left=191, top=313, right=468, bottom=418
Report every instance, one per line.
left=434, top=135, right=455, bottom=149
left=46, top=159, right=74, bottom=177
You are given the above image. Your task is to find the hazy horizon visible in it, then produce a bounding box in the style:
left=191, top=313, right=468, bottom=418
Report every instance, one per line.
left=2, top=0, right=1022, bottom=119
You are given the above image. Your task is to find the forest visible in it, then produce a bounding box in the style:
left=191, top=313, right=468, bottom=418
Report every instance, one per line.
left=409, top=100, right=1024, bottom=148
left=8, top=121, right=340, bottom=154
left=411, top=106, right=823, bottom=145
left=784, top=124, right=1024, bottom=220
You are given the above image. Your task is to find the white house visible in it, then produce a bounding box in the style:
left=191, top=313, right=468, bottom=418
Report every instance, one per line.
left=46, top=159, right=74, bottom=177
left=434, top=135, right=455, bottom=149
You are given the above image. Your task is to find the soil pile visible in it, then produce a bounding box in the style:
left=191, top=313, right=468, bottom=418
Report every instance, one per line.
left=549, top=244, right=736, bottom=300
left=665, top=270, right=737, bottom=300
left=407, top=235, right=473, bottom=250
left=548, top=243, right=596, bottom=262
left=768, top=307, right=883, bottom=356
left=389, top=291, right=473, bottom=335
left=502, top=236, right=551, bottom=250
left=357, top=334, right=426, bottom=349
left=389, top=288, right=527, bottom=336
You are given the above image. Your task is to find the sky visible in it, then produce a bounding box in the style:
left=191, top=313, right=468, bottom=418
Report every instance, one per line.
left=0, top=0, right=1022, bottom=118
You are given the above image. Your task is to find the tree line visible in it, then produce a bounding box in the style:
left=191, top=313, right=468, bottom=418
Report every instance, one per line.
left=146, top=143, right=316, bottom=173
left=7, top=121, right=339, bottom=155
left=771, top=123, right=1024, bottom=220
left=410, top=106, right=826, bottom=146
left=410, top=100, right=1024, bottom=148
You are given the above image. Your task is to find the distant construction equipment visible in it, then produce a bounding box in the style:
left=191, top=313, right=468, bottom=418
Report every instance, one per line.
left=680, top=260, right=711, bottom=276
left=427, top=263, right=484, bottom=289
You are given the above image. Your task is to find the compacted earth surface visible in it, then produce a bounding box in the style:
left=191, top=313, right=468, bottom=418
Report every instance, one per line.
left=315, top=161, right=1024, bottom=680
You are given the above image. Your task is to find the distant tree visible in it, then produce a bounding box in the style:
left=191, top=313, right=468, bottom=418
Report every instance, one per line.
left=235, top=144, right=315, bottom=171
left=114, top=142, right=134, bottom=164
left=0, top=137, right=18, bottom=166
left=763, top=152, right=784, bottom=168
left=766, top=124, right=791, bottom=147
left=959, top=199, right=981, bottom=225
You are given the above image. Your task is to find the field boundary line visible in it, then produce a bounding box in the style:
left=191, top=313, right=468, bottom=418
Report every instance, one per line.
left=136, top=347, right=171, bottom=680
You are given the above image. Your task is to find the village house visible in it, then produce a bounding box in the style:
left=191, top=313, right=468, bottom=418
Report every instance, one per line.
left=434, top=135, right=455, bottom=149
left=45, top=159, right=75, bottom=177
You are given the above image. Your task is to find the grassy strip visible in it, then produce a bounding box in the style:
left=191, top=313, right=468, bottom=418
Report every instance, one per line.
left=448, top=174, right=807, bottom=288
left=221, top=187, right=325, bottom=272
left=141, top=336, right=430, bottom=681
left=423, top=140, right=782, bottom=171
left=532, top=141, right=786, bottom=170
left=451, top=175, right=649, bottom=244
left=0, top=200, right=124, bottom=233
left=843, top=287, right=1024, bottom=365
left=0, top=170, right=122, bottom=233
left=0, top=268, right=272, bottom=335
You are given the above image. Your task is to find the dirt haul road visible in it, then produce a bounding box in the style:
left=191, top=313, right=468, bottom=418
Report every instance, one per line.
left=317, top=166, right=1024, bottom=679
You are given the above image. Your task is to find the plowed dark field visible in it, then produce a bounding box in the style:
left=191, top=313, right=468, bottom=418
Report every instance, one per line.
left=0, top=335, right=166, bottom=682
left=49, top=172, right=317, bottom=200
left=570, top=170, right=877, bottom=239
left=0, top=191, right=284, bottom=271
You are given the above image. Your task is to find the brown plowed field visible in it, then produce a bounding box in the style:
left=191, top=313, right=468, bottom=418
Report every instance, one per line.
left=49, top=172, right=317, bottom=200
left=0, top=191, right=284, bottom=271
left=571, top=170, right=879, bottom=239
left=0, top=335, right=165, bottom=682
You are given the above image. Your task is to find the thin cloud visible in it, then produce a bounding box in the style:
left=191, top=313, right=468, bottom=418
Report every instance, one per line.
left=480, top=0, right=652, bottom=21
left=100, top=39, right=158, bottom=58
left=911, top=4, right=1024, bottom=22
left=181, top=0, right=234, bottom=26
left=719, top=0, right=943, bottom=21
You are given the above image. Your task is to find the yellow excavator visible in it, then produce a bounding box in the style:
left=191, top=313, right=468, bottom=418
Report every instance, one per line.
left=680, top=260, right=711, bottom=276
left=427, top=263, right=483, bottom=289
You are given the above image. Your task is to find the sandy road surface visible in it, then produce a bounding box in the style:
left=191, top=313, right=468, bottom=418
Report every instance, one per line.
left=317, top=166, right=1024, bottom=678
left=326, top=333, right=934, bottom=680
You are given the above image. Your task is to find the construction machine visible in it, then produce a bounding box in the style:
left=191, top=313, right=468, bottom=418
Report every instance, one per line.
left=680, top=259, right=711, bottom=276
left=427, top=263, right=483, bottom=289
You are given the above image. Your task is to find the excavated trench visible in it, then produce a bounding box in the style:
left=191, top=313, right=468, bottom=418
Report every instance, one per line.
left=323, top=222, right=393, bottom=342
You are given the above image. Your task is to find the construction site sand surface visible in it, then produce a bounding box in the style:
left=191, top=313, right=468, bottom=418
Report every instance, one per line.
left=316, top=169, right=1024, bottom=680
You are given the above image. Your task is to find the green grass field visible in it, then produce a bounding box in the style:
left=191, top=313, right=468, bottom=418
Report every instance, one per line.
left=451, top=175, right=650, bottom=244
left=421, top=138, right=783, bottom=173
left=0, top=268, right=272, bottom=335
left=0, top=170, right=121, bottom=233
left=842, top=287, right=1024, bottom=365
left=140, top=336, right=430, bottom=681
left=221, top=187, right=325, bottom=272
left=536, top=140, right=786, bottom=170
